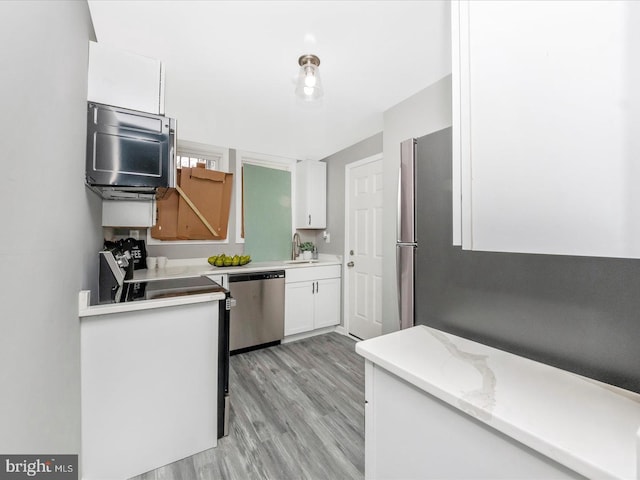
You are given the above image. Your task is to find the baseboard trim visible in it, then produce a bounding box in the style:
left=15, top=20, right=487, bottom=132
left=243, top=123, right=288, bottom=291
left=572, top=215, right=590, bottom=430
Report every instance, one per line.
left=282, top=326, right=339, bottom=344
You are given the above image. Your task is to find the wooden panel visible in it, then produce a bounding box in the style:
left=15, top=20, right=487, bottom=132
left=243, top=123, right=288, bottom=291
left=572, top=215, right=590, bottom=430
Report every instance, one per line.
left=151, top=168, right=233, bottom=241
left=177, top=167, right=233, bottom=240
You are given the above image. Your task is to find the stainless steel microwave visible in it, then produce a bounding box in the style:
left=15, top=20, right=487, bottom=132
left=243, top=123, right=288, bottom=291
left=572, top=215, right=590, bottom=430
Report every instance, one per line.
left=85, top=102, right=176, bottom=200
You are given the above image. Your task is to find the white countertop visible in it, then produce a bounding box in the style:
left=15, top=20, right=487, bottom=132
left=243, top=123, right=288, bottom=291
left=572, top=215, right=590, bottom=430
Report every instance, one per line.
left=78, top=290, right=226, bottom=318
left=131, top=255, right=342, bottom=282
left=356, top=325, right=640, bottom=480
left=79, top=256, right=341, bottom=317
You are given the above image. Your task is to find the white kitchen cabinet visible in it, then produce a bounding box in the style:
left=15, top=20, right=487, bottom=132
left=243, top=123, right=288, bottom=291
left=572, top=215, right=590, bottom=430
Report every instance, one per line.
left=357, top=326, right=638, bottom=479
left=295, top=160, right=326, bottom=229
left=452, top=1, right=640, bottom=258
left=284, top=265, right=340, bottom=336
left=362, top=361, right=580, bottom=480
left=284, top=281, right=315, bottom=335
left=80, top=301, right=218, bottom=480
left=313, top=278, right=341, bottom=328
left=102, top=200, right=156, bottom=227
left=88, top=41, right=165, bottom=114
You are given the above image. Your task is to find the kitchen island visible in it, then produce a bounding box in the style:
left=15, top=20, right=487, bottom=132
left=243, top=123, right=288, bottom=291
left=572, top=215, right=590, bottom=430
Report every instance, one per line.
left=356, top=325, right=640, bottom=480
left=78, top=288, right=226, bottom=480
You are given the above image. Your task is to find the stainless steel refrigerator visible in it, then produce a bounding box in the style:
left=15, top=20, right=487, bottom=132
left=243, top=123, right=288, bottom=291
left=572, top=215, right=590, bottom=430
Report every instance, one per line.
left=396, top=127, right=452, bottom=330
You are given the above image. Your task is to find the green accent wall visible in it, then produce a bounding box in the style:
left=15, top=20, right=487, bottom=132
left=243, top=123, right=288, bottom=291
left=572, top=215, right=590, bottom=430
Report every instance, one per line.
left=243, top=164, right=292, bottom=261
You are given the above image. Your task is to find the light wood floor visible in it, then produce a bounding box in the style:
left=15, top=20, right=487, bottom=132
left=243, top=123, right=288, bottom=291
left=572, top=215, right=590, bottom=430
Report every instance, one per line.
left=131, top=333, right=365, bottom=480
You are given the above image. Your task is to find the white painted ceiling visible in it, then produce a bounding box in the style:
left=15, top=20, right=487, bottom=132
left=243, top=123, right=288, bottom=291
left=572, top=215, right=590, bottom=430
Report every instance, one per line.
left=88, top=0, right=451, bottom=161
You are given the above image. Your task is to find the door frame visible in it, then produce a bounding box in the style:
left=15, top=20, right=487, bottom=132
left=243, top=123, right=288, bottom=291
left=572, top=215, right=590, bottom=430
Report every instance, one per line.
left=343, top=153, right=384, bottom=339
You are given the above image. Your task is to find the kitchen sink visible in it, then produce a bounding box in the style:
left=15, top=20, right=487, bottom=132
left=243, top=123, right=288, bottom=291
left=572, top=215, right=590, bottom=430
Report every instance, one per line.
left=284, top=259, right=319, bottom=264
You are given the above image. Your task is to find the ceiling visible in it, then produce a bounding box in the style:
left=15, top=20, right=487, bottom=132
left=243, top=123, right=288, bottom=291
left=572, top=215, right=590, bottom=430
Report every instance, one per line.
left=88, top=1, right=451, bottom=161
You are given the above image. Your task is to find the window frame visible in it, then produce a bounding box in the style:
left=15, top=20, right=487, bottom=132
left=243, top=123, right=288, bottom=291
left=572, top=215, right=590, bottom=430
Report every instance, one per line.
left=176, top=140, right=229, bottom=173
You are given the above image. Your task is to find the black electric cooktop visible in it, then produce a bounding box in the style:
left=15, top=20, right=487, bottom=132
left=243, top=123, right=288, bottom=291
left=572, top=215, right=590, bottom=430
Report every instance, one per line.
left=119, top=276, right=226, bottom=303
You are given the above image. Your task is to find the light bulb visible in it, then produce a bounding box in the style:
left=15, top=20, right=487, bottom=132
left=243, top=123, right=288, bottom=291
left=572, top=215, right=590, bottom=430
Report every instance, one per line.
left=304, top=73, right=316, bottom=88
left=296, top=54, right=323, bottom=101
left=304, top=66, right=317, bottom=88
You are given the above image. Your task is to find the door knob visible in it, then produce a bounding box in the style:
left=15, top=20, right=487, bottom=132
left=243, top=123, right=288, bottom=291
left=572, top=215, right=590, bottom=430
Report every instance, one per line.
left=347, top=261, right=355, bottom=267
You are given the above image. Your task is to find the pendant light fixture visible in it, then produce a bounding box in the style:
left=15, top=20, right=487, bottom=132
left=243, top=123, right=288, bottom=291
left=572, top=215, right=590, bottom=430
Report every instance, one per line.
left=295, top=54, right=323, bottom=101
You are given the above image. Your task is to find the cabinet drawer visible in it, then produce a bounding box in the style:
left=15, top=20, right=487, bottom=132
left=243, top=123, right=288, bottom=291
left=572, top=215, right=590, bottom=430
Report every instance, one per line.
left=285, top=265, right=341, bottom=283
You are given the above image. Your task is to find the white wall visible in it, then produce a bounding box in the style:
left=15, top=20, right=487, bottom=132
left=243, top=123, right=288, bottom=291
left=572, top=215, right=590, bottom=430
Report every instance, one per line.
left=381, top=76, right=452, bottom=334
left=0, top=0, right=100, bottom=454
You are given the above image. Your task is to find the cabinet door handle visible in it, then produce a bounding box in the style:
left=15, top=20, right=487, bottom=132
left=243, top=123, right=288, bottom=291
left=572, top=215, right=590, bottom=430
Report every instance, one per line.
left=308, top=214, right=311, bottom=225
left=316, top=281, right=319, bottom=293
left=312, top=282, right=315, bottom=294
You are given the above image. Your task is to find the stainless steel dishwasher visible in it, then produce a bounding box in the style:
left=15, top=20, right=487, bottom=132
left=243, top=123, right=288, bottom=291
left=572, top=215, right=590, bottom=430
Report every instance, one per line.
left=228, top=270, right=285, bottom=354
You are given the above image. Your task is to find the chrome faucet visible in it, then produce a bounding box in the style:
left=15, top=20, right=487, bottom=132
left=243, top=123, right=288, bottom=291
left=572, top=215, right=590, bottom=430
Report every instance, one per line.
left=292, top=232, right=301, bottom=260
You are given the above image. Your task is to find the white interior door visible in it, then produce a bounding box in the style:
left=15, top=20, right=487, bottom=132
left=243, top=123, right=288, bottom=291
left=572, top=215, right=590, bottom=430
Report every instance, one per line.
left=346, top=155, right=383, bottom=340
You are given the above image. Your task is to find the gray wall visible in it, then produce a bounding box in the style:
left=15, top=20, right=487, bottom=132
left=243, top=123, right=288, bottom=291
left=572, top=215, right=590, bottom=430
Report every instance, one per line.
left=382, top=76, right=453, bottom=334
left=416, top=127, right=640, bottom=393
left=318, top=133, right=383, bottom=256
left=0, top=0, right=100, bottom=454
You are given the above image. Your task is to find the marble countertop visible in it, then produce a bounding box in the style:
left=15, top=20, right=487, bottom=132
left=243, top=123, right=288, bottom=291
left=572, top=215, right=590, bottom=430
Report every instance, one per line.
left=131, top=255, right=341, bottom=282
left=356, top=325, right=640, bottom=480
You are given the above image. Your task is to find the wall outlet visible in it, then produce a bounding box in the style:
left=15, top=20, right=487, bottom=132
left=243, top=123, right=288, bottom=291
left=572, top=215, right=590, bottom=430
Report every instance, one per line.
left=323, top=231, right=330, bottom=243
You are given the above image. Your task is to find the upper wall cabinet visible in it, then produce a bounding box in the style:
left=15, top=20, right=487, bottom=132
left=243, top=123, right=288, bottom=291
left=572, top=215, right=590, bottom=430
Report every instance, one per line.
left=452, top=1, right=640, bottom=258
left=296, top=160, right=326, bottom=229
left=88, top=41, right=165, bottom=115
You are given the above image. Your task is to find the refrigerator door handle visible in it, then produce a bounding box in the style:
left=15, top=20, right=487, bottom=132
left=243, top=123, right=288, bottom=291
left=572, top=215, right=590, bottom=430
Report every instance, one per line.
left=396, top=244, right=415, bottom=330
left=396, top=245, right=402, bottom=326
left=397, top=164, right=402, bottom=243
left=398, top=138, right=417, bottom=243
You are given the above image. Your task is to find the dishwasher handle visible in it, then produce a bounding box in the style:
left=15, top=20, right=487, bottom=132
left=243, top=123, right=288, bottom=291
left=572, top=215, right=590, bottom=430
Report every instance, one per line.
left=228, top=270, right=285, bottom=283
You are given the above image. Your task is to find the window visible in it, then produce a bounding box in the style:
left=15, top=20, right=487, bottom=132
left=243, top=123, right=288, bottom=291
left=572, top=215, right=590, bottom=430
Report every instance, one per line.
left=177, top=155, right=218, bottom=170
left=176, top=140, right=229, bottom=173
